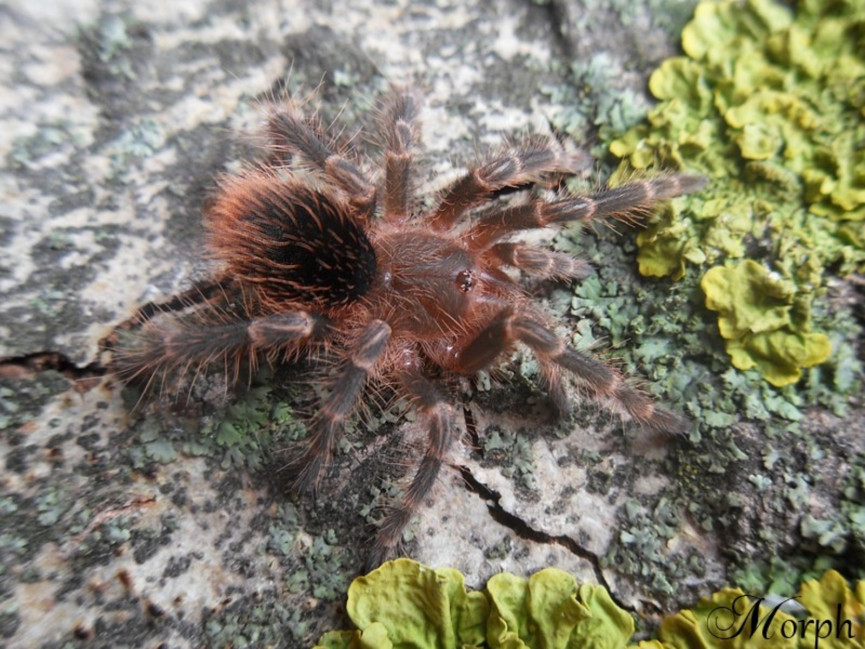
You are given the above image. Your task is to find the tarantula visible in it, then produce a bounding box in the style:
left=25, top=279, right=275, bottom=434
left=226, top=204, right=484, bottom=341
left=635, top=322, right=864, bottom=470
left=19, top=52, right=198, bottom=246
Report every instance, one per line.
left=113, top=86, right=705, bottom=564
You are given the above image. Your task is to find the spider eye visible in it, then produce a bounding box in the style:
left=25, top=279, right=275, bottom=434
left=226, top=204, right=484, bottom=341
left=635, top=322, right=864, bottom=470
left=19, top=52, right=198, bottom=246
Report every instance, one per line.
left=456, top=269, right=475, bottom=292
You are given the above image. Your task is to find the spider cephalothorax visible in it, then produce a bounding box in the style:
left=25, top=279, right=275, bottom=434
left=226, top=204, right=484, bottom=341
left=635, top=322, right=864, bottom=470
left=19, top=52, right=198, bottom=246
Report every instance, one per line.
left=114, top=86, right=705, bottom=565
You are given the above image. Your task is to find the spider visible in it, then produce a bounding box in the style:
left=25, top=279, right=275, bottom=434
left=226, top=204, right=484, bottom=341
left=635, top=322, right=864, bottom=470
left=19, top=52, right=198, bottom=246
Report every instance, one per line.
left=112, top=85, right=705, bottom=566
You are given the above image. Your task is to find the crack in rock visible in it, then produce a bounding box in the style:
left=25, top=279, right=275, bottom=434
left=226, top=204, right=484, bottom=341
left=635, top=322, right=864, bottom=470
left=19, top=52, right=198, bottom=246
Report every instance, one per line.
left=0, top=350, right=105, bottom=385
left=456, top=462, right=637, bottom=613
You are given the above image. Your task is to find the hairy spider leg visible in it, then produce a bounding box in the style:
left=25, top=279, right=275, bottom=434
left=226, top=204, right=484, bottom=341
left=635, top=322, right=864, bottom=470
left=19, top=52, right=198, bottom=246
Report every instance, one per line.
left=467, top=174, right=708, bottom=251
left=286, top=320, right=392, bottom=491
left=122, top=279, right=237, bottom=327
left=368, top=369, right=458, bottom=567
left=426, top=138, right=586, bottom=230
left=455, top=310, right=687, bottom=434
left=484, top=243, right=594, bottom=281
left=113, top=310, right=327, bottom=391
left=266, top=103, right=377, bottom=220
left=379, top=89, right=420, bottom=222
left=470, top=175, right=707, bottom=410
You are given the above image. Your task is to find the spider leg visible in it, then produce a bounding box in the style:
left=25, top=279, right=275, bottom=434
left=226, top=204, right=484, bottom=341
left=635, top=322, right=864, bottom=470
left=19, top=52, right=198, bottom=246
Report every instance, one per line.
left=485, top=242, right=593, bottom=281
left=286, top=320, right=391, bottom=492
left=466, top=174, right=708, bottom=250
left=455, top=310, right=686, bottom=433
left=368, top=369, right=457, bottom=567
left=380, top=88, right=420, bottom=222
left=266, top=104, right=377, bottom=219
left=427, top=138, right=587, bottom=231
left=112, top=310, right=327, bottom=390
left=536, top=357, right=571, bottom=417
left=118, top=278, right=235, bottom=328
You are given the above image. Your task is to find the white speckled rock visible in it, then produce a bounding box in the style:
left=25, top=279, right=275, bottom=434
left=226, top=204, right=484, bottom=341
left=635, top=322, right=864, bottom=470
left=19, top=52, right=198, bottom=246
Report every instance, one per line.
left=3, top=0, right=863, bottom=647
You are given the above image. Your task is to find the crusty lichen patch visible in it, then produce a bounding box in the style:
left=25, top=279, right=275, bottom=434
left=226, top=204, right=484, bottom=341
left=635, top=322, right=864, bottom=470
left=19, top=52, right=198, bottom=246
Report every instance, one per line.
left=701, top=260, right=831, bottom=386
left=609, top=0, right=865, bottom=385
left=552, top=195, right=863, bottom=603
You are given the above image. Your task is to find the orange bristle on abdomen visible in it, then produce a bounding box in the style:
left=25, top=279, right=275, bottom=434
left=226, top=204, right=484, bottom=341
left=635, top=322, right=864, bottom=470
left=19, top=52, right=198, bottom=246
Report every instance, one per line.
left=206, top=171, right=377, bottom=310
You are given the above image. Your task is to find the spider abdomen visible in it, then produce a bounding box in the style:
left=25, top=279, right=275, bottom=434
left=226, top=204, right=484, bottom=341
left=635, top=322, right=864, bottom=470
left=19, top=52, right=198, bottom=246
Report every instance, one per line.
left=206, top=171, right=377, bottom=309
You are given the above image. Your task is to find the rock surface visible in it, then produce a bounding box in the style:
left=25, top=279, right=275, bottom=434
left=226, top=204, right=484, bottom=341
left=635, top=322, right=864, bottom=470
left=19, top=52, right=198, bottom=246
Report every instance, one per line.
left=2, top=0, right=863, bottom=647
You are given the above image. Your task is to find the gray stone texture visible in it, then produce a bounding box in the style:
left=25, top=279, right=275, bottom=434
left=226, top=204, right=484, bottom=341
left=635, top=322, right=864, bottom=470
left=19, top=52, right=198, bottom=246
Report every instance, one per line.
left=2, top=0, right=862, bottom=647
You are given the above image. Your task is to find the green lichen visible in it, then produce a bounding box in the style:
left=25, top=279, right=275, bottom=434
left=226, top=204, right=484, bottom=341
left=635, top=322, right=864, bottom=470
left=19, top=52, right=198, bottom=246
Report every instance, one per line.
left=315, top=559, right=488, bottom=649
left=122, top=374, right=308, bottom=473
left=603, top=497, right=707, bottom=599
left=733, top=555, right=837, bottom=597
left=317, top=562, right=865, bottom=649
left=90, top=15, right=137, bottom=72
left=544, top=52, right=654, bottom=156
left=638, top=570, right=865, bottom=649
left=315, top=560, right=632, bottom=649
left=486, top=570, right=633, bottom=649
left=9, top=122, right=84, bottom=168
left=700, top=260, right=831, bottom=386
left=558, top=220, right=863, bottom=593
left=0, top=373, right=69, bottom=434
left=204, top=598, right=309, bottom=648
left=108, top=117, right=166, bottom=176
left=645, top=587, right=800, bottom=648
left=608, top=0, right=865, bottom=384
left=481, top=426, right=537, bottom=490
left=798, top=571, right=865, bottom=647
